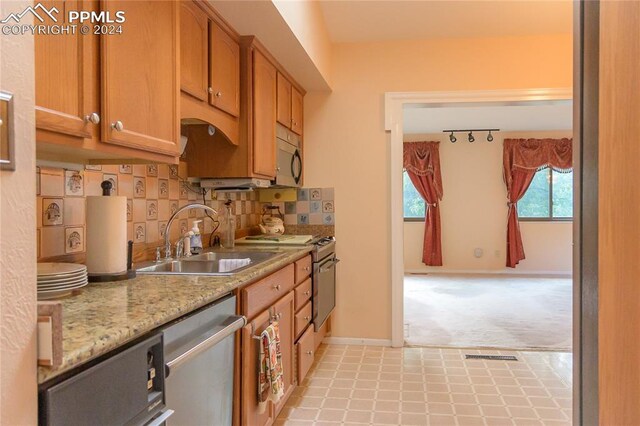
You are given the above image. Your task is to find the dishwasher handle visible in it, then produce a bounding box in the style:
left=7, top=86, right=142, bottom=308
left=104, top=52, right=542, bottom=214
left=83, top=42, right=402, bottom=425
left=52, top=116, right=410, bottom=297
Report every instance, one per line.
left=165, top=315, right=246, bottom=375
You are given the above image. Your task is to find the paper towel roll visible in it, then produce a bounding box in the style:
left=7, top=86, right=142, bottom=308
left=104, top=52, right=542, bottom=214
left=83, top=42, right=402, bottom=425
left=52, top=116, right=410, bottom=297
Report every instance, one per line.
left=86, top=195, right=127, bottom=274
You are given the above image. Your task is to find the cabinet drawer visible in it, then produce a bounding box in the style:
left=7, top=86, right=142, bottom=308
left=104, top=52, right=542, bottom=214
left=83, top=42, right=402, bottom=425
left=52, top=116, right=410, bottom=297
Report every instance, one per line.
left=294, top=301, right=312, bottom=339
left=294, top=278, right=312, bottom=311
left=294, top=255, right=312, bottom=285
left=296, top=325, right=315, bottom=384
left=241, top=264, right=294, bottom=319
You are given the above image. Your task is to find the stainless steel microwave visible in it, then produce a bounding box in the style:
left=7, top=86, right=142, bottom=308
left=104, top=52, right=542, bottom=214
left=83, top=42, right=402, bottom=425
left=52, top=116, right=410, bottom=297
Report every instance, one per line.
left=274, top=123, right=302, bottom=187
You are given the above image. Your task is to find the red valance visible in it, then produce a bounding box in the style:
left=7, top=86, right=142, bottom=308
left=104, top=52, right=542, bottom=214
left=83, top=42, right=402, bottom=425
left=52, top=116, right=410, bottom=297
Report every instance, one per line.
left=403, top=141, right=443, bottom=200
left=503, top=138, right=573, bottom=191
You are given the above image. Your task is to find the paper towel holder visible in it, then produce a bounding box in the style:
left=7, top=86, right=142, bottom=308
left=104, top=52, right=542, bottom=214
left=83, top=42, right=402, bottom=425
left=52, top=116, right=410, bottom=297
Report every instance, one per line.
left=87, top=181, right=137, bottom=283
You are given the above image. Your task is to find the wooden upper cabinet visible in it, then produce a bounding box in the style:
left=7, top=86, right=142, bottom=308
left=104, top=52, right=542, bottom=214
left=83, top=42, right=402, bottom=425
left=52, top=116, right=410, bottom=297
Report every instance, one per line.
left=180, top=0, right=208, bottom=102
left=291, top=86, right=303, bottom=135
left=101, top=0, right=180, bottom=156
left=276, top=73, right=292, bottom=128
left=35, top=0, right=98, bottom=139
left=252, top=50, right=277, bottom=178
left=210, top=22, right=240, bottom=117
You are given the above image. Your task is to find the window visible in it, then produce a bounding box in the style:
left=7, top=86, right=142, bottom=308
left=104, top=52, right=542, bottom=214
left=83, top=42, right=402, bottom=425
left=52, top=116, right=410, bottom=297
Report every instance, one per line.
left=403, top=170, right=425, bottom=220
left=518, top=169, right=573, bottom=220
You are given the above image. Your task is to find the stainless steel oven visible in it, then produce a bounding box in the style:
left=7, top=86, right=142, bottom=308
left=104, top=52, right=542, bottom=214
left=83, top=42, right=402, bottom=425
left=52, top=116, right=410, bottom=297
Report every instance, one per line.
left=274, top=123, right=302, bottom=187
left=311, top=237, right=338, bottom=330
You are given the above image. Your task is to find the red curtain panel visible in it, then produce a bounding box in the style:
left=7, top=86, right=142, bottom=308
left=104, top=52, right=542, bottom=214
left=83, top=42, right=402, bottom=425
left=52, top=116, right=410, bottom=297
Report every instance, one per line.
left=503, top=138, right=573, bottom=268
left=403, top=141, right=443, bottom=266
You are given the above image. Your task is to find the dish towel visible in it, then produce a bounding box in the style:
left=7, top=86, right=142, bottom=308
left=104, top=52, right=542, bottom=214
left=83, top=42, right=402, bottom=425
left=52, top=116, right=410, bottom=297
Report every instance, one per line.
left=258, top=322, right=285, bottom=413
left=218, top=258, right=251, bottom=273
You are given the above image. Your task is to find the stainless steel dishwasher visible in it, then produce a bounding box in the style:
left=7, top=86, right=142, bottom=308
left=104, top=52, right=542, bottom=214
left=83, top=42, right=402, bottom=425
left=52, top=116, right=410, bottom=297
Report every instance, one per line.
left=163, top=294, right=245, bottom=426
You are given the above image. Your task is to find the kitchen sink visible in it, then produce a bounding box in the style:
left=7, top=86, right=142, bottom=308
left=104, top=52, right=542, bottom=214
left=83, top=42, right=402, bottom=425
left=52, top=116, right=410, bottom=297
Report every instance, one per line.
left=136, top=251, right=279, bottom=276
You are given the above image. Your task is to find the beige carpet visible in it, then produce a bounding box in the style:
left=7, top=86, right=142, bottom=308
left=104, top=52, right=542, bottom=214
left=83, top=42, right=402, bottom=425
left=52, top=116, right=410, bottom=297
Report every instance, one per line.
left=404, top=274, right=572, bottom=351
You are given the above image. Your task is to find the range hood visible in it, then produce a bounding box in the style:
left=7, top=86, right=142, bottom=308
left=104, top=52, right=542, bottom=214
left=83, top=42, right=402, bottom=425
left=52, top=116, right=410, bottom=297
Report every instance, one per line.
left=198, top=178, right=271, bottom=191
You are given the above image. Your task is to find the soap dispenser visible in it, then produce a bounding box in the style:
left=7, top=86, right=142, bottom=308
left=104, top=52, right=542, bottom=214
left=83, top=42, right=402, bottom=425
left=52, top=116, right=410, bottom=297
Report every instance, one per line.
left=190, top=220, right=203, bottom=254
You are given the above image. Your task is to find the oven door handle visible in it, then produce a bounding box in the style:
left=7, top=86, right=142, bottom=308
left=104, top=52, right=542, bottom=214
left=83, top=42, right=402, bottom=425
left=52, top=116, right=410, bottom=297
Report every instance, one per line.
left=165, top=315, right=246, bottom=375
left=319, top=258, right=340, bottom=273
left=291, top=149, right=302, bottom=184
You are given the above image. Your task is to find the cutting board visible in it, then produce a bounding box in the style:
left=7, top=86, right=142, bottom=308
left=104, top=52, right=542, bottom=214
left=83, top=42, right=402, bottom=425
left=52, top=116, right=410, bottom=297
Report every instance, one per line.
left=235, top=235, right=313, bottom=245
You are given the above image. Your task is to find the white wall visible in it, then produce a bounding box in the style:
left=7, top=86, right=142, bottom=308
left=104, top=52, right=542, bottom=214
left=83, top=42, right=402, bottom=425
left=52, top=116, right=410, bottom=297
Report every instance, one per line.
left=304, top=34, right=573, bottom=340
left=0, top=1, right=37, bottom=423
left=403, top=131, right=572, bottom=275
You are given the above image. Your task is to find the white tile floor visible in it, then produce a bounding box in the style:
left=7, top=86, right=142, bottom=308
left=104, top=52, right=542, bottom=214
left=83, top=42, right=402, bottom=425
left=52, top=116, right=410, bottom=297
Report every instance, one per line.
left=276, top=345, right=572, bottom=426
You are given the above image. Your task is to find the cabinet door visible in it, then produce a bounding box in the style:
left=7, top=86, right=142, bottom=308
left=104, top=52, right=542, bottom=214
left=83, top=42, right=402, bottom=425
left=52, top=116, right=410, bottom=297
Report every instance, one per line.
left=272, top=291, right=295, bottom=416
left=252, top=50, right=277, bottom=178
left=276, top=73, right=292, bottom=128
left=101, top=0, right=180, bottom=156
left=210, top=22, right=240, bottom=117
left=180, top=0, right=208, bottom=101
left=291, top=86, right=303, bottom=135
left=35, top=0, right=99, bottom=139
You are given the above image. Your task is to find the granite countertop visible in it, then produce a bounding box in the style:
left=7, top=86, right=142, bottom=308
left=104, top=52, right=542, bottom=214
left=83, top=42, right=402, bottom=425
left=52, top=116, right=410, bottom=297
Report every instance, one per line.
left=38, top=246, right=313, bottom=384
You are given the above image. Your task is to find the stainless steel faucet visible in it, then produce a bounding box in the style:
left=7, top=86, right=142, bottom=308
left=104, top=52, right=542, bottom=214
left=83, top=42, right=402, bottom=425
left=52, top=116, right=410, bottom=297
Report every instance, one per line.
left=163, top=203, right=218, bottom=259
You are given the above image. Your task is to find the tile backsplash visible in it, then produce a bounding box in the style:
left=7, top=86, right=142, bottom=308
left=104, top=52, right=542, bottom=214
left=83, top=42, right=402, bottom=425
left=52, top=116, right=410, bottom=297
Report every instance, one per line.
left=36, top=163, right=336, bottom=261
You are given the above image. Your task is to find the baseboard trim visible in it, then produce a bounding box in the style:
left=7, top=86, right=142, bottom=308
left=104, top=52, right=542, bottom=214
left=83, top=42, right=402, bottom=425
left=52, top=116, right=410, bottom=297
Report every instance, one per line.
left=405, top=268, right=572, bottom=278
left=323, top=337, right=392, bottom=347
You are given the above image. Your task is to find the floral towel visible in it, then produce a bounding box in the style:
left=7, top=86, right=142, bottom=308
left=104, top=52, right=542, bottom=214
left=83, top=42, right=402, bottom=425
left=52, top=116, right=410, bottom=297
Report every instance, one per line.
left=258, top=321, right=284, bottom=413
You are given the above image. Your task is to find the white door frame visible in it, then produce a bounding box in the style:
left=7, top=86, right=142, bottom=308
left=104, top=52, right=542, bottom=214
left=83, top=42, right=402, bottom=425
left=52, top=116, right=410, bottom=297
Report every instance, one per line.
left=384, top=88, right=573, bottom=348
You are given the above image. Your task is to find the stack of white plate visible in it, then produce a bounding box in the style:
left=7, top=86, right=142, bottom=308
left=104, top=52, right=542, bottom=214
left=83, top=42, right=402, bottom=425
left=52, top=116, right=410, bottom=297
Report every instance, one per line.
left=37, top=263, right=88, bottom=300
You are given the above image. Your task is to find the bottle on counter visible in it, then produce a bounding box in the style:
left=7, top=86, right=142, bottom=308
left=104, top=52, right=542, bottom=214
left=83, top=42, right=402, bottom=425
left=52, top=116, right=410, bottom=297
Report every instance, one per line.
left=190, top=220, right=203, bottom=254
left=222, top=200, right=235, bottom=249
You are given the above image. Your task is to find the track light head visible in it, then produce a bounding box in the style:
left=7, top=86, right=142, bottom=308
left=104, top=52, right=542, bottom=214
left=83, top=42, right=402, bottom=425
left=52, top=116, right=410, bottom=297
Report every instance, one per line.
left=449, top=131, right=457, bottom=143
left=468, top=131, right=475, bottom=143
left=487, top=131, right=494, bottom=142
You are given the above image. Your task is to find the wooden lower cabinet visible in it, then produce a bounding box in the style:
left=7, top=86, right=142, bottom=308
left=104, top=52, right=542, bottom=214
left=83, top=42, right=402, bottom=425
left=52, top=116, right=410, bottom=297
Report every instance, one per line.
left=296, top=326, right=315, bottom=384
left=241, top=291, right=294, bottom=426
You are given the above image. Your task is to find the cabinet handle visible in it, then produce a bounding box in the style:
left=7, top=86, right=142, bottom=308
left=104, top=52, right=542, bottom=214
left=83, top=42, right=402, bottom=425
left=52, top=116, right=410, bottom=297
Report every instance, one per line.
left=111, top=121, right=124, bottom=132
left=208, top=87, right=213, bottom=94
left=273, top=284, right=281, bottom=291
left=84, top=112, right=100, bottom=124
left=306, top=350, right=313, bottom=356
left=215, top=91, right=222, bottom=98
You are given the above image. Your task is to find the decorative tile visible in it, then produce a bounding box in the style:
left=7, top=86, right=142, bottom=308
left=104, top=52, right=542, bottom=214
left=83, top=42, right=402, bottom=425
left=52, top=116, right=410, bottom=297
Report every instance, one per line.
left=159, top=221, right=168, bottom=239
left=64, top=170, right=84, bottom=196
left=179, top=183, right=188, bottom=200
left=322, top=200, right=335, bottom=213
left=322, top=213, right=335, bottom=225
left=284, top=202, right=296, bottom=214
left=64, top=227, right=84, bottom=253
left=296, top=201, right=310, bottom=214
left=179, top=219, right=188, bottom=235
left=297, top=188, right=309, bottom=201
left=298, top=214, right=309, bottom=225
left=119, top=165, right=132, bottom=174
left=102, top=173, right=118, bottom=195
left=147, top=164, right=158, bottom=177
left=310, top=200, right=322, bottom=214
left=133, top=177, right=146, bottom=198
left=42, top=198, right=63, bottom=226
left=146, top=200, right=158, bottom=220
left=169, top=165, right=179, bottom=179
left=309, top=213, right=323, bottom=225
left=158, top=179, right=169, bottom=199
left=126, top=200, right=133, bottom=222
left=309, top=188, right=322, bottom=200
left=170, top=201, right=179, bottom=216
left=133, top=223, right=146, bottom=243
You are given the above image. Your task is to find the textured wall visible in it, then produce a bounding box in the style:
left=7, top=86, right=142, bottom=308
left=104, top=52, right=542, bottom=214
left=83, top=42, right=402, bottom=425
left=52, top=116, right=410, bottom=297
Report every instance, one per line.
left=0, top=0, right=38, bottom=423
left=303, top=34, right=573, bottom=340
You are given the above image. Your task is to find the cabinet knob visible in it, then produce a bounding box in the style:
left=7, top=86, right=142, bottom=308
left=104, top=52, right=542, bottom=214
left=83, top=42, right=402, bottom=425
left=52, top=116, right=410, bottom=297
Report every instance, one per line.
left=215, top=91, right=222, bottom=98
left=208, top=87, right=213, bottom=94
left=111, top=121, right=124, bottom=132
left=304, top=316, right=311, bottom=321
left=303, top=290, right=310, bottom=296
left=276, top=167, right=281, bottom=172
left=306, top=350, right=313, bottom=356
left=273, top=284, right=281, bottom=291
left=84, top=112, right=100, bottom=124
left=304, top=266, right=310, bottom=271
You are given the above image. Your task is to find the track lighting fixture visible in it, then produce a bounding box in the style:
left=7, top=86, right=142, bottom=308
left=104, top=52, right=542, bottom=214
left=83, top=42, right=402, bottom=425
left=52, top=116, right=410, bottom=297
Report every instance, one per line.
left=468, top=131, right=475, bottom=143
left=442, top=129, right=500, bottom=144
